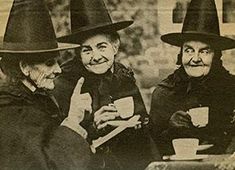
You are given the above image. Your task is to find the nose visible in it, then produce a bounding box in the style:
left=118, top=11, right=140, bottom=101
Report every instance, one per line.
left=91, top=49, right=102, bottom=63
left=191, top=52, right=202, bottom=63
left=53, top=62, right=62, bottom=74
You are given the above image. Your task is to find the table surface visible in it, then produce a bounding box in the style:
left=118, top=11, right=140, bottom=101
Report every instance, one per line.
left=145, top=155, right=231, bottom=170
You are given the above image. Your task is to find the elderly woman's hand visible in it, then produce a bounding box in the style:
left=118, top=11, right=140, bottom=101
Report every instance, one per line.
left=61, top=77, right=88, bottom=139
left=68, top=77, right=86, bottom=123
left=94, top=105, right=120, bottom=130
left=169, top=111, right=193, bottom=128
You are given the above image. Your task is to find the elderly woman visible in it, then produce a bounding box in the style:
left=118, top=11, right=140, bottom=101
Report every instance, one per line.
left=149, top=0, right=235, bottom=158
left=53, top=0, right=152, bottom=169
left=0, top=0, right=90, bottom=169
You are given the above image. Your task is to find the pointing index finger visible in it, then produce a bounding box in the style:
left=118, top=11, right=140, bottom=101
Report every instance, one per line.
left=73, top=77, right=84, bottom=95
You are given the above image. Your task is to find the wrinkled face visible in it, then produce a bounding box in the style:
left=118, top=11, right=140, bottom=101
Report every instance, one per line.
left=21, top=57, right=62, bottom=90
left=80, top=34, right=119, bottom=74
left=182, top=41, right=215, bottom=77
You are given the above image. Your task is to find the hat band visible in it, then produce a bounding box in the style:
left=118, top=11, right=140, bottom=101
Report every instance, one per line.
left=183, top=31, right=220, bottom=36
left=3, top=41, right=58, bottom=51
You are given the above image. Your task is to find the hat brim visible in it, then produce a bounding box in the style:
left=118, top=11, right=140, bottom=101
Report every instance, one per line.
left=0, top=42, right=80, bottom=54
left=161, top=32, right=235, bottom=50
left=57, top=20, right=133, bottom=43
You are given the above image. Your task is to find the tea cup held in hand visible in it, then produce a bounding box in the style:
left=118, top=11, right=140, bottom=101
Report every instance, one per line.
left=114, top=97, right=134, bottom=119
left=172, top=138, right=199, bottom=157
left=188, top=107, right=209, bottom=127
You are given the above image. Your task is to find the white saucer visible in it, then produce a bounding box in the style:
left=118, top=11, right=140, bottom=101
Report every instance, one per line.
left=107, top=120, right=127, bottom=126
left=166, top=154, right=208, bottom=161
left=107, top=120, right=141, bottom=127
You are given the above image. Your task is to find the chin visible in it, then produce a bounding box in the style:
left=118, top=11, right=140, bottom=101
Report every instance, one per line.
left=190, top=74, right=203, bottom=78
left=87, top=67, right=110, bottom=75
left=43, top=82, right=55, bottom=90
left=46, top=86, right=55, bottom=90
left=187, top=72, right=210, bottom=78
left=92, top=70, right=108, bottom=74
left=185, top=67, right=210, bottom=78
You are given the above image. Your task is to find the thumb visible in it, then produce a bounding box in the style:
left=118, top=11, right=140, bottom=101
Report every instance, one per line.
left=72, top=77, right=84, bottom=96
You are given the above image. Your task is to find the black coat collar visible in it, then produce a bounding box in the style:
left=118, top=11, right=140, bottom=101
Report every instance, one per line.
left=159, top=65, right=235, bottom=95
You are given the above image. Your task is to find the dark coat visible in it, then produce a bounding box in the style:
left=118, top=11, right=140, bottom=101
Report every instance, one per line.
left=53, top=59, right=152, bottom=170
left=0, top=82, right=90, bottom=170
left=149, top=65, right=235, bottom=157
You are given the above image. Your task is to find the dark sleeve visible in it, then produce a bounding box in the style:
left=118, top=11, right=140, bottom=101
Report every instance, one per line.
left=149, top=86, right=175, bottom=139
left=149, top=86, right=180, bottom=156
left=0, top=105, right=91, bottom=170
left=45, top=126, right=91, bottom=170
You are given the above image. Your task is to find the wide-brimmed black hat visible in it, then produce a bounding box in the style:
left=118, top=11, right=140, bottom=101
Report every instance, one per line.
left=0, top=0, right=79, bottom=54
left=58, top=0, right=133, bottom=43
left=161, top=0, right=235, bottom=50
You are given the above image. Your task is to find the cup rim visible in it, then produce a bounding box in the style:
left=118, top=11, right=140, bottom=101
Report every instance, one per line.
left=172, top=138, right=199, bottom=142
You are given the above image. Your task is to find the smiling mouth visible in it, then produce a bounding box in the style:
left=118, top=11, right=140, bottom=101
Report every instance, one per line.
left=46, top=75, right=56, bottom=79
left=189, top=65, right=204, bottom=67
left=46, top=77, right=55, bottom=80
left=90, top=61, right=107, bottom=66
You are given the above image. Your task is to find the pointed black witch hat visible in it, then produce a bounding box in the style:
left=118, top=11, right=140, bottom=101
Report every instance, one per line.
left=0, top=0, right=79, bottom=53
left=161, top=0, right=235, bottom=50
left=58, top=0, right=133, bottom=43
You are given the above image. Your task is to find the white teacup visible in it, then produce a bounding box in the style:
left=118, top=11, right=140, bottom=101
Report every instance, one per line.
left=172, top=138, right=199, bottom=157
left=114, top=97, right=134, bottom=119
left=188, top=107, right=209, bottom=127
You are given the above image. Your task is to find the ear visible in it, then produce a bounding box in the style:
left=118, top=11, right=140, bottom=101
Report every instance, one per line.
left=19, top=61, right=30, bottom=76
left=112, top=39, right=120, bottom=55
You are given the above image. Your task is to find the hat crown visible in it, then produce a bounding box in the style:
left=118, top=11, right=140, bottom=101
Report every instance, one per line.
left=3, top=0, right=58, bottom=52
left=160, top=0, right=235, bottom=50
left=57, top=0, right=133, bottom=43
left=182, top=0, right=220, bottom=35
left=71, top=0, right=112, bottom=32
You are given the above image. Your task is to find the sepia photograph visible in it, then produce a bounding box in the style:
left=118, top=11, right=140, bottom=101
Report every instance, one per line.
left=0, top=0, right=235, bottom=169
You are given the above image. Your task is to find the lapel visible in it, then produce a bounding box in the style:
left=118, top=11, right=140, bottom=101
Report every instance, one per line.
left=34, top=89, right=65, bottom=121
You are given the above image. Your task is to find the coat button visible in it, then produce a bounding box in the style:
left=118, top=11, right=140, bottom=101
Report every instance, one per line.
left=51, top=114, right=58, bottom=118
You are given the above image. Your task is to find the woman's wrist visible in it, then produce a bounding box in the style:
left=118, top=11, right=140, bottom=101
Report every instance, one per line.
left=61, top=117, right=88, bottom=139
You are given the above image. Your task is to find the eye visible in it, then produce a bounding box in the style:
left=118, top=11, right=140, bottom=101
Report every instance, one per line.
left=200, top=49, right=211, bottom=54
left=98, top=45, right=107, bottom=51
left=184, top=48, right=194, bottom=54
left=81, top=48, right=91, bottom=54
left=45, top=59, right=56, bottom=66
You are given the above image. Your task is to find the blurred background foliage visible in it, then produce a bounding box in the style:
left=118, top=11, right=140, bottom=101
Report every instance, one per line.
left=46, top=0, right=235, bottom=111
